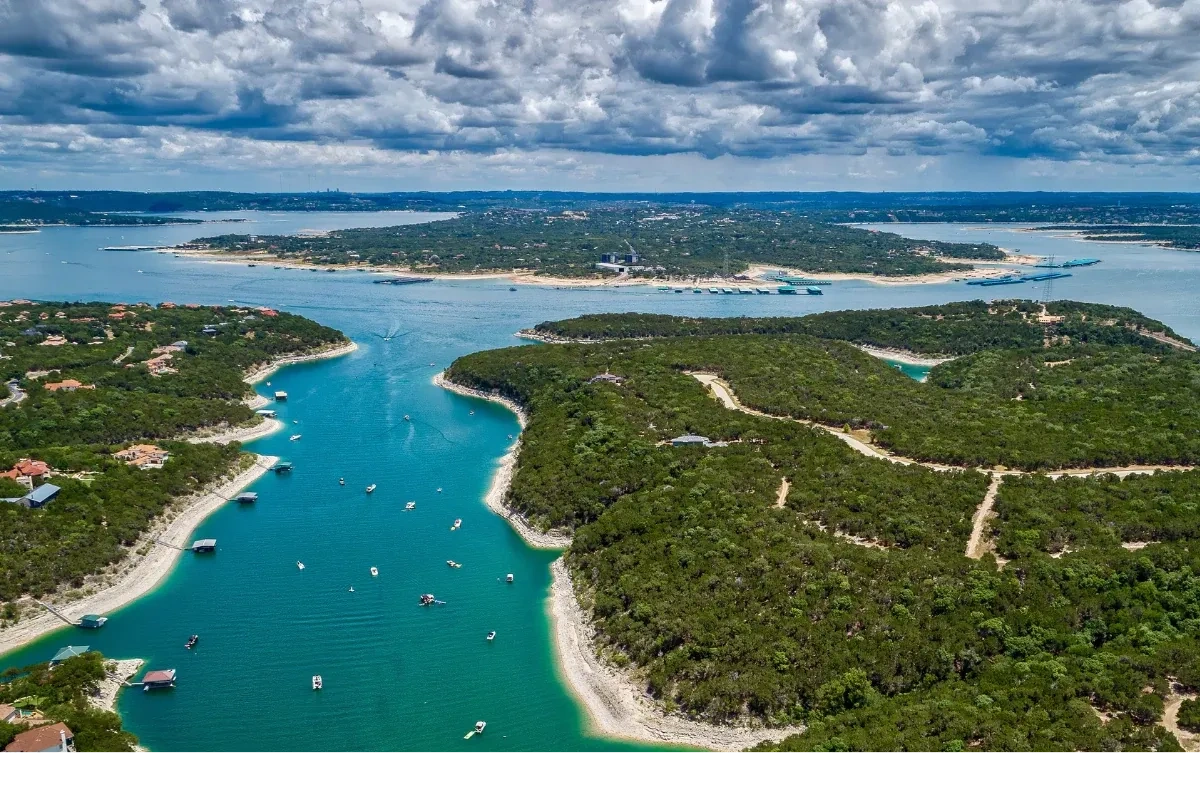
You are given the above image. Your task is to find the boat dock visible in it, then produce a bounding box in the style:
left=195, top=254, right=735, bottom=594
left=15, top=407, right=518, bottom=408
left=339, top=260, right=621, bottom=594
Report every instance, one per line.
left=234, top=492, right=258, bottom=504
left=191, top=539, right=217, bottom=553
left=373, top=277, right=435, bottom=285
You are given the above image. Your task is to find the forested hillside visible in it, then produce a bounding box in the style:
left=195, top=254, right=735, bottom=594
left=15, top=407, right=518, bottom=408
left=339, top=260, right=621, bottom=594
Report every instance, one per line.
left=446, top=303, right=1200, bottom=751
left=0, top=300, right=347, bottom=602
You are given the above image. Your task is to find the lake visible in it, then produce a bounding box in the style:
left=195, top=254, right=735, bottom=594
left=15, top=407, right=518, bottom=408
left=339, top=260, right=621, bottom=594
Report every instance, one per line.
left=1, top=214, right=1197, bottom=750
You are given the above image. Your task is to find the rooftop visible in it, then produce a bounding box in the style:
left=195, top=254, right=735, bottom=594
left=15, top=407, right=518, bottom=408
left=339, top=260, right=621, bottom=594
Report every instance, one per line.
left=4, top=722, right=73, bottom=753
left=50, top=645, right=89, bottom=663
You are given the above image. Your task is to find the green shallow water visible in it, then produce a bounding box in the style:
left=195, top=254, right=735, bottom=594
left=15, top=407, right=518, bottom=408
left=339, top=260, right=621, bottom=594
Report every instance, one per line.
left=2, top=214, right=1199, bottom=750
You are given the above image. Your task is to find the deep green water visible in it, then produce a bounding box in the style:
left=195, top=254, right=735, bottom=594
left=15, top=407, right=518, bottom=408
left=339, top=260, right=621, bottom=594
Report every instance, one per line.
left=1, top=214, right=1198, bottom=750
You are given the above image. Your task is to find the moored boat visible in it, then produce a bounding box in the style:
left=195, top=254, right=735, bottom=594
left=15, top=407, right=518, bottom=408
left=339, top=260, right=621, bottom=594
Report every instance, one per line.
left=185, top=634, right=199, bottom=650
left=312, top=675, right=322, bottom=690
left=370, top=566, right=379, bottom=577
left=366, top=484, right=376, bottom=494
left=405, top=501, right=416, bottom=510
left=297, top=561, right=305, bottom=570
left=447, top=560, right=461, bottom=568
left=419, top=593, right=436, bottom=606
left=486, top=631, right=496, bottom=641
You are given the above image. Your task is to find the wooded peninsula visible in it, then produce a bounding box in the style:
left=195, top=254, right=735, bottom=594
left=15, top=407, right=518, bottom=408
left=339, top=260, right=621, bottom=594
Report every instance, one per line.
left=183, top=207, right=1005, bottom=278
left=447, top=301, right=1200, bottom=751
left=0, top=300, right=346, bottom=607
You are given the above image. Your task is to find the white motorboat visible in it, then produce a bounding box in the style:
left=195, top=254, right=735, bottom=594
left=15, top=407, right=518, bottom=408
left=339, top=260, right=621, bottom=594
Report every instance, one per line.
left=366, top=484, right=376, bottom=494
left=370, top=566, right=379, bottom=577
left=474, top=721, right=486, bottom=734
left=486, top=631, right=496, bottom=641
left=405, top=501, right=416, bottom=510
left=312, top=675, right=322, bottom=690
left=290, top=434, right=302, bottom=441
left=506, top=573, right=514, bottom=583
left=297, top=561, right=305, bottom=570
left=348, top=586, right=355, bottom=593
left=447, top=560, right=461, bottom=568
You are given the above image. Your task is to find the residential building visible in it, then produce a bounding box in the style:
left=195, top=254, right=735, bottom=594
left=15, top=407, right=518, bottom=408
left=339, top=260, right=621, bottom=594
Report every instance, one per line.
left=3, top=723, right=75, bottom=753
left=43, top=379, right=95, bottom=392
left=114, top=444, right=169, bottom=469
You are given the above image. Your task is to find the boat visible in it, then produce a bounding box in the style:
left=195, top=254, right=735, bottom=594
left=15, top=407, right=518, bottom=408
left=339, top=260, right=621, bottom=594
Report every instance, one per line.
left=693, top=288, right=702, bottom=293
left=185, top=634, right=199, bottom=650
left=436, top=488, right=442, bottom=493
left=709, top=288, right=719, bottom=294
left=469, top=410, right=474, bottom=416
left=452, top=518, right=462, bottom=529
left=506, top=573, right=514, bottom=583
left=486, top=631, right=496, bottom=641
left=405, top=501, right=416, bottom=510
left=419, top=593, right=436, bottom=606
left=297, top=561, right=305, bottom=570
left=475, top=721, right=486, bottom=734
left=339, top=477, right=345, bottom=486
left=403, top=414, right=410, bottom=421
left=290, top=434, right=302, bottom=441
left=312, top=675, right=322, bottom=690
left=721, top=287, right=734, bottom=294
left=674, top=288, right=683, bottom=293
left=366, top=484, right=376, bottom=494
left=509, top=287, right=517, bottom=292
left=447, top=560, right=461, bottom=568
left=348, top=586, right=355, bottom=593
left=370, top=566, right=379, bottom=577
left=756, top=288, right=771, bottom=294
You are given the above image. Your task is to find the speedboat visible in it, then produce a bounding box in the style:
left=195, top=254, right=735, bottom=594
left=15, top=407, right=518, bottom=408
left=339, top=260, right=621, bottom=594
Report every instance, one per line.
left=370, top=566, right=379, bottom=577
left=447, top=560, right=461, bottom=568
left=366, top=484, right=376, bottom=494
left=185, top=634, right=199, bottom=650
left=436, top=488, right=442, bottom=493
left=452, top=518, right=462, bottom=529
left=348, top=586, right=355, bottom=593
left=474, top=721, right=486, bottom=734
left=297, top=561, right=305, bottom=570
left=404, top=414, right=410, bottom=421
left=486, top=631, right=496, bottom=641
left=469, top=411, right=474, bottom=416
left=419, top=593, right=436, bottom=606
left=312, top=675, right=322, bottom=690
left=290, top=434, right=302, bottom=441
left=339, top=478, right=345, bottom=486
left=405, top=501, right=416, bottom=510
left=506, top=574, right=514, bottom=583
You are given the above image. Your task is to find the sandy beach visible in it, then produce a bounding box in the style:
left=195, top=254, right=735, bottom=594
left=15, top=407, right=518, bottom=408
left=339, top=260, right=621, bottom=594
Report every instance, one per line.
left=242, top=339, right=358, bottom=384
left=434, top=371, right=802, bottom=749
left=854, top=344, right=957, bottom=367
left=744, top=261, right=1023, bottom=286
left=0, top=455, right=278, bottom=659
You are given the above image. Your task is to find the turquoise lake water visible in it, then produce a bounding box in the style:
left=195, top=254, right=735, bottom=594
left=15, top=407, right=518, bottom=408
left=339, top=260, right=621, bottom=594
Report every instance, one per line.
left=1, top=214, right=1198, bottom=750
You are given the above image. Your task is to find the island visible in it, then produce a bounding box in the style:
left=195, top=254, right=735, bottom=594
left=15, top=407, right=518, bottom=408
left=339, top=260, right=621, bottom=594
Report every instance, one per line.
left=443, top=301, right=1200, bottom=751
left=178, top=206, right=1006, bottom=281
left=0, top=300, right=352, bottom=651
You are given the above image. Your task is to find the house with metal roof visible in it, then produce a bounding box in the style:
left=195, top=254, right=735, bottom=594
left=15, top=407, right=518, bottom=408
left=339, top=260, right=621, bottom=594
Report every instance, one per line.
left=671, top=434, right=712, bottom=446
left=19, top=483, right=60, bottom=508
left=49, top=645, right=89, bottom=665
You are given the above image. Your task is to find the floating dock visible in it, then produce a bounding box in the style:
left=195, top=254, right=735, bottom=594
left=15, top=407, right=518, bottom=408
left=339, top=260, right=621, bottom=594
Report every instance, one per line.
left=234, top=492, right=258, bottom=504
left=191, top=539, right=217, bottom=552
left=373, top=277, right=435, bottom=285
left=775, top=277, right=834, bottom=286
left=1039, top=258, right=1099, bottom=268
left=274, top=462, right=293, bottom=473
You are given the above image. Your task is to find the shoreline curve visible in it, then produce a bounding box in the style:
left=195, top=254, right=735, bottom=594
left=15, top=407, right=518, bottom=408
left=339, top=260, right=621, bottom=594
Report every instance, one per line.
left=434, top=370, right=802, bottom=751
left=0, top=454, right=278, bottom=658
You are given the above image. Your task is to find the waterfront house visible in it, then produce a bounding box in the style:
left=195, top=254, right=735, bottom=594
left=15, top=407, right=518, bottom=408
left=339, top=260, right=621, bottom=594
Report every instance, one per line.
left=0, top=704, right=18, bottom=724
left=671, top=434, right=712, bottom=446
left=49, top=645, right=89, bottom=666
left=4, top=723, right=74, bottom=753
left=43, top=379, right=95, bottom=392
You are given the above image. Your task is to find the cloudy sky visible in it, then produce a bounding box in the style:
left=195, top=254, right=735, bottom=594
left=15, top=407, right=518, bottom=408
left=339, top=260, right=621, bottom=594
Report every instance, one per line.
left=1, top=0, right=1197, bottom=191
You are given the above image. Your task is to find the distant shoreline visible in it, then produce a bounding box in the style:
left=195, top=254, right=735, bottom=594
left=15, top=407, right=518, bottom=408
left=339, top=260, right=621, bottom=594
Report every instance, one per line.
left=433, top=371, right=801, bottom=750
left=160, top=247, right=1025, bottom=290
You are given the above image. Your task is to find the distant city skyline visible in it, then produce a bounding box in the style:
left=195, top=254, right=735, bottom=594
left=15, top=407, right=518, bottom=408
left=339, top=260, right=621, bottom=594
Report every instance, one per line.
left=1, top=1, right=1197, bottom=191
